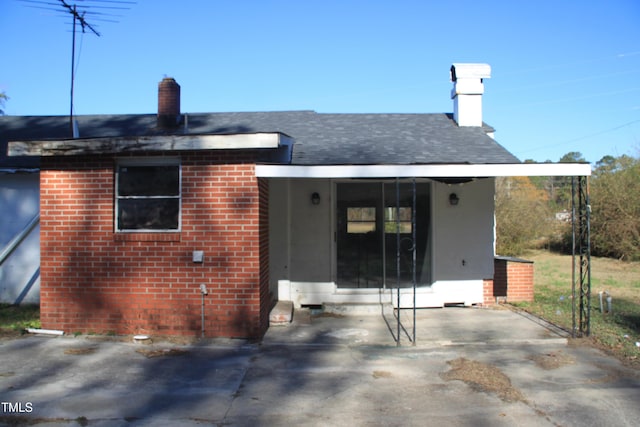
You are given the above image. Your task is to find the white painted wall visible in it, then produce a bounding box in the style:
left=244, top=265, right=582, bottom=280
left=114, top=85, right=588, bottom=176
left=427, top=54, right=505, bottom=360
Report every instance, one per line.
left=0, top=173, right=40, bottom=304
left=268, top=179, right=290, bottom=299
left=288, top=179, right=333, bottom=282
left=269, top=178, right=333, bottom=288
left=270, top=177, right=496, bottom=307
left=431, top=178, right=495, bottom=281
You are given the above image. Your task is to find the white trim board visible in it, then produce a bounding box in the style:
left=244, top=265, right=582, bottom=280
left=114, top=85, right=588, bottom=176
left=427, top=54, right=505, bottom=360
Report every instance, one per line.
left=255, top=163, right=591, bottom=178
left=8, top=133, right=292, bottom=156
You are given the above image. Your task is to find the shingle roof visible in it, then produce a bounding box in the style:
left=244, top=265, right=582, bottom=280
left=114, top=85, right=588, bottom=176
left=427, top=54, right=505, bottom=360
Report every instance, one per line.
left=1, top=111, right=520, bottom=168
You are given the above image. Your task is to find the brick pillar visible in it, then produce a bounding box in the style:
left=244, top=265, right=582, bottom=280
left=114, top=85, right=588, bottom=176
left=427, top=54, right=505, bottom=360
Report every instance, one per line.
left=492, top=256, right=534, bottom=303
left=483, top=279, right=495, bottom=306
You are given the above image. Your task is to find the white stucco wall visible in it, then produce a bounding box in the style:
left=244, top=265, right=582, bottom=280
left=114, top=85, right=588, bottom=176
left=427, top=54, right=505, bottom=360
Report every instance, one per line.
left=268, top=179, right=290, bottom=298
left=269, top=177, right=495, bottom=306
left=431, top=178, right=495, bottom=281
left=0, top=172, right=40, bottom=305
left=288, top=179, right=333, bottom=282
left=269, top=178, right=333, bottom=289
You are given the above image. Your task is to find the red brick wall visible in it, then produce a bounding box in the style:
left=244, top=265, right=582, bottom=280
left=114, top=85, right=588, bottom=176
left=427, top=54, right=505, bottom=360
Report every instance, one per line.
left=39, top=152, right=269, bottom=338
left=490, top=258, right=534, bottom=303
left=482, top=279, right=494, bottom=306
left=258, top=178, right=271, bottom=331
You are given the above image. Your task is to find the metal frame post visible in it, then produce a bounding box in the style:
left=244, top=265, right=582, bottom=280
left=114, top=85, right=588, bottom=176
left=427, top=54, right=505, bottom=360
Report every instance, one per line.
left=393, top=178, right=418, bottom=346
left=412, top=178, right=417, bottom=345
left=572, top=176, right=591, bottom=337
left=396, top=178, right=401, bottom=346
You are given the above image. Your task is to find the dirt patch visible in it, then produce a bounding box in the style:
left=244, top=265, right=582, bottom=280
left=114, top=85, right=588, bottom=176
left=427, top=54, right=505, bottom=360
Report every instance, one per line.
left=0, top=328, right=23, bottom=339
left=155, top=335, right=200, bottom=345
left=569, top=336, right=640, bottom=370
left=313, top=312, right=346, bottom=318
left=529, top=350, right=575, bottom=369
left=0, top=416, right=88, bottom=426
left=372, top=370, right=392, bottom=379
left=64, top=347, right=98, bottom=356
left=135, top=348, right=189, bottom=358
left=441, top=357, right=526, bottom=403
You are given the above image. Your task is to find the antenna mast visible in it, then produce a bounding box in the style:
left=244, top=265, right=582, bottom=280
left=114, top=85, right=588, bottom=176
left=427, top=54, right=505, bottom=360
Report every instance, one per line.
left=20, top=0, right=134, bottom=136
left=62, top=1, right=101, bottom=136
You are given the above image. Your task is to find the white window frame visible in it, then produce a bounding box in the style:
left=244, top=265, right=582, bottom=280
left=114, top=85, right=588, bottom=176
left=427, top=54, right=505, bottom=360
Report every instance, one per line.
left=115, top=157, right=182, bottom=232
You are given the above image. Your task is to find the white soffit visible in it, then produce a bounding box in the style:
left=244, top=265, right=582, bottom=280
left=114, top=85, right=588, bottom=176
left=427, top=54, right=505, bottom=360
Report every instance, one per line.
left=8, top=133, right=290, bottom=156
left=255, top=163, right=591, bottom=178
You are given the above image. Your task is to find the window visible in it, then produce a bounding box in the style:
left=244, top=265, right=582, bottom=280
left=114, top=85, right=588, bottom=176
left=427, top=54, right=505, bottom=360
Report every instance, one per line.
left=346, top=207, right=376, bottom=234
left=115, top=159, right=181, bottom=231
left=384, top=207, right=412, bottom=234
left=346, top=206, right=412, bottom=234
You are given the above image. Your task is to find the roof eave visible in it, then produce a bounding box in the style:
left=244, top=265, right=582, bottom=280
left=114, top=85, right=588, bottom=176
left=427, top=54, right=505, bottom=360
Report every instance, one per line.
left=255, top=163, right=591, bottom=178
left=7, top=133, right=293, bottom=156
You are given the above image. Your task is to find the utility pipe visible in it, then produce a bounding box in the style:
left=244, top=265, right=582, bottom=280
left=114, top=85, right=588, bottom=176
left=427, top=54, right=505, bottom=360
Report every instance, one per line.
left=200, top=284, right=208, bottom=338
left=27, top=328, right=64, bottom=336
left=598, top=291, right=612, bottom=314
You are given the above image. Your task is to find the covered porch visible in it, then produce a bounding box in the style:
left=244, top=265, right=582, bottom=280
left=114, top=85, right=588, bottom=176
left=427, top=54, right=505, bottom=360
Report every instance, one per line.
left=259, top=163, right=592, bottom=323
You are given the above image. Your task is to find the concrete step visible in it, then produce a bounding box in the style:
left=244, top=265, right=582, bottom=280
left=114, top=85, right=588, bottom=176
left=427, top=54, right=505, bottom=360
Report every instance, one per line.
left=322, top=302, right=394, bottom=316
left=269, top=300, right=294, bottom=325
left=292, top=307, right=311, bottom=325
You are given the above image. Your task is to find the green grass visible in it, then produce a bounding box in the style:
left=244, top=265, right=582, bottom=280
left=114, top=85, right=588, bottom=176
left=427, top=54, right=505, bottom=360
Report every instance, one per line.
left=513, top=250, right=640, bottom=367
left=0, top=304, right=40, bottom=336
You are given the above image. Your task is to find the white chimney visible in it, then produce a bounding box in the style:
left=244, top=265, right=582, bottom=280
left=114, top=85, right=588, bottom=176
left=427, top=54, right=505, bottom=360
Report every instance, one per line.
left=450, top=63, right=491, bottom=127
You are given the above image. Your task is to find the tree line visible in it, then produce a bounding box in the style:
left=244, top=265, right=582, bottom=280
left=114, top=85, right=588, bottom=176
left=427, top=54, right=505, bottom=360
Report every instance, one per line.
left=496, top=151, right=640, bottom=261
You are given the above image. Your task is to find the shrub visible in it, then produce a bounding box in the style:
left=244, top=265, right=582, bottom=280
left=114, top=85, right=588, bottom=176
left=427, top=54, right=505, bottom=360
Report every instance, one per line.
left=495, top=176, right=552, bottom=256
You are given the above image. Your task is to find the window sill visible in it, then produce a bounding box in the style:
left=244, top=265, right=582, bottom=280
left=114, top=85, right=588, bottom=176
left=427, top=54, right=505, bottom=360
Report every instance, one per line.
left=114, top=232, right=181, bottom=242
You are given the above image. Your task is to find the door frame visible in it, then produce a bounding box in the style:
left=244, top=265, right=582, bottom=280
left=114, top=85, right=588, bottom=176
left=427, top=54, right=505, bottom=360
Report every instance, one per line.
left=331, top=179, right=433, bottom=289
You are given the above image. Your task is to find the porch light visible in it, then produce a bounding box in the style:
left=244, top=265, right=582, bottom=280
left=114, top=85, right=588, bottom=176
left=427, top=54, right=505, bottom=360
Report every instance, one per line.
left=311, top=192, right=321, bottom=205
left=449, top=193, right=459, bottom=206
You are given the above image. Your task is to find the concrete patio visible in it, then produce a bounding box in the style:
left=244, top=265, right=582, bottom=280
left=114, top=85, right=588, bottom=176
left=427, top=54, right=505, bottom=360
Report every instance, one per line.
left=1, top=306, right=638, bottom=426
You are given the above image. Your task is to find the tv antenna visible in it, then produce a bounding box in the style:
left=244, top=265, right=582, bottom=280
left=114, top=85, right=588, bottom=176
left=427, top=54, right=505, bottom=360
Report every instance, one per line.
left=19, top=0, right=135, bottom=136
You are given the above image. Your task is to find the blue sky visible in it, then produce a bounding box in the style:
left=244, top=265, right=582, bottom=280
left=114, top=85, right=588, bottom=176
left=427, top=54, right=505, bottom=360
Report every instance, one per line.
left=2, top=0, right=639, bottom=163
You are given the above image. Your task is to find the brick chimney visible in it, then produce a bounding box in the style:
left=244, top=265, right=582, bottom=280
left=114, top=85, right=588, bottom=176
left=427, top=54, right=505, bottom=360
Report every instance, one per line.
left=450, top=63, right=491, bottom=127
left=157, top=77, right=181, bottom=128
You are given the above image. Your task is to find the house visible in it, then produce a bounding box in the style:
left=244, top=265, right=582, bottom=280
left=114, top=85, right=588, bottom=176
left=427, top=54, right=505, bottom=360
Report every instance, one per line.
left=3, top=64, right=590, bottom=338
left=0, top=120, right=40, bottom=305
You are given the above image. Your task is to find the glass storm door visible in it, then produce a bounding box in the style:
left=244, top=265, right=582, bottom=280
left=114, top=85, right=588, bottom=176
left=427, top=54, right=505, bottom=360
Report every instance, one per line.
left=336, top=182, right=430, bottom=289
